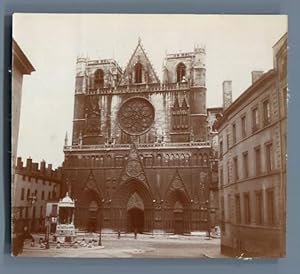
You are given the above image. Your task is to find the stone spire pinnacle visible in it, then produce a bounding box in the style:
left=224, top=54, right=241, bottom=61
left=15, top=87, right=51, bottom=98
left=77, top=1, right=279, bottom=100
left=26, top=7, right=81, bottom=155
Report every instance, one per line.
left=64, top=131, right=68, bottom=146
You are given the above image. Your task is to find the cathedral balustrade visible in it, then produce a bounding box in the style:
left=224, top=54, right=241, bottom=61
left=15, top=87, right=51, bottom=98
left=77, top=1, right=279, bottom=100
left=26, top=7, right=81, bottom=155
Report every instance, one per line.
left=87, top=82, right=190, bottom=95
left=63, top=141, right=213, bottom=169
left=64, top=141, right=211, bottom=152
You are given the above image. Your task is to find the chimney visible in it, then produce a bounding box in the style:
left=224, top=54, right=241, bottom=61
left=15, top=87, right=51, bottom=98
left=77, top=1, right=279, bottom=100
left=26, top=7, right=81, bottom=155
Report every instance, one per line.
left=47, top=164, right=53, bottom=176
left=251, top=71, right=264, bottom=84
left=47, top=164, right=53, bottom=171
left=26, top=158, right=32, bottom=171
left=32, top=163, right=39, bottom=172
left=16, top=157, right=23, bottom=169
left=40, top=160, right=46, bottom=174
left=222, top=80, right=232, bottom=110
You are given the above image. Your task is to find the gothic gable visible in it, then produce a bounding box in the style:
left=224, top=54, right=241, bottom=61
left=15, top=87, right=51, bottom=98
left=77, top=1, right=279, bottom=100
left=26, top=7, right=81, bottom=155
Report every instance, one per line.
left=165, top=169, right=190, bottom=200
left=120, top=38, right=160, bottom=85
left=119, top=144, right=150, bottom=189
left=83, top=170, right=102, bottom=197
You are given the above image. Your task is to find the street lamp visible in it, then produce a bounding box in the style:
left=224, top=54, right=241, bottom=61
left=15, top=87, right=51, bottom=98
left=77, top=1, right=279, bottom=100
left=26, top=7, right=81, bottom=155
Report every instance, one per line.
left=190, top=200, right=194, bottom=233
left=98, top=198, right=105, bottom=246
left=118, top=206, right=121, bottom=239
left=152, top=199, right=156, bottom=236
left=160, top=200, right=164, bottom=232
left=205, top=200, right=212, bottom=240
left=45, top=216, right=50, bottom=249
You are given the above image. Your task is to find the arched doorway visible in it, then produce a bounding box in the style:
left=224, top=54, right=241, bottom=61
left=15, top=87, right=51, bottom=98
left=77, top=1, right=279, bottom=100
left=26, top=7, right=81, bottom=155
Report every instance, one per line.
left=173, top=201, right=184, bottom=234
left=127, top=192, right=145, bottom=233
left=166, top=189, right=191, bottom=234
left=112, top=179, right=153, bottom=233
left=76, top=188, right=103, bottom=232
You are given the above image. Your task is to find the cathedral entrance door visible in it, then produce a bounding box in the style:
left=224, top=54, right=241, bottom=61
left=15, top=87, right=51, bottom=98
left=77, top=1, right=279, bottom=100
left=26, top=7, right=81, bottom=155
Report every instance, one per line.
left=173, top=201, right=184, bottom=234
left=174, top=211, right=184, bottom=234
left=128, top=208, right=144, bottom=233
left=127, top=192, right=145, bottom=233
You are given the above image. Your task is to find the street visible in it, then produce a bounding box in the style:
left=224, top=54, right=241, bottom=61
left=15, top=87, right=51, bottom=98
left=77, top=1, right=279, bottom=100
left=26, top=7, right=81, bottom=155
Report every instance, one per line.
left=19, top=233, right=223, bottom=258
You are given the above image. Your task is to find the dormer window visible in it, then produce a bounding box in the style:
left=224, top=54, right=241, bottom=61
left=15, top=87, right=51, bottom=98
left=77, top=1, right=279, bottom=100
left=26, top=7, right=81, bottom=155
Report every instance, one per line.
left=176, top=62, right=186, bottom=82
left=94, top=69, right=104, bottom=88
left=135, top=62, right=143, bottom=83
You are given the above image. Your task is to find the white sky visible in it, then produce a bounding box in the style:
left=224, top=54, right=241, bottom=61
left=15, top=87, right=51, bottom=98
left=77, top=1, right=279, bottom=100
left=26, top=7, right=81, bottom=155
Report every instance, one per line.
left=13, top=14, right=287, bottom=168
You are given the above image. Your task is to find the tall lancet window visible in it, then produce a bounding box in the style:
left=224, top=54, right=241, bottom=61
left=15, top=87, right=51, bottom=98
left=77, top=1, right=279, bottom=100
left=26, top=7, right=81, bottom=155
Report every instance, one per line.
left=135, top=62, right=143, bottom=83
left=176, top=62, right=186, bottom=82
left=94, top=69, right=104, bottom=88
left=172, top=96, right=189, bottom=130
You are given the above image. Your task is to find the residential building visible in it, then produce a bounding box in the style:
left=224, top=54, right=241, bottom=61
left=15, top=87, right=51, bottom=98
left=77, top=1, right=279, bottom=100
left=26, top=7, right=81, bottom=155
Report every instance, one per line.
left=215, top=33, right=287, bottom=257
left=13, top=157, right=62, bottom=233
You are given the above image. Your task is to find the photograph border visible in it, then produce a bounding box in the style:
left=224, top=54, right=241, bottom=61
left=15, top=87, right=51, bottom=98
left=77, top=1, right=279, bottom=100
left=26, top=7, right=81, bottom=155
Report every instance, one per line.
left=1, top=0, right=299, bottom=273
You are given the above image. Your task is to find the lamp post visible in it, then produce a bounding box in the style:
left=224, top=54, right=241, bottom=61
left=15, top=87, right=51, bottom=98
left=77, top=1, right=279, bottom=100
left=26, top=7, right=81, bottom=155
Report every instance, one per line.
left=190, top=200, right=194, bottom=233
left=45, top=216, right=50, bottom=249
left=160, top=200, right=164, bottom=233
left=152, top=199, right=156, bottom=236
left=118, top=206, right=121, bottom=239
left=205, top=199, right=214, bottom=240
left=98, top=198, right=105, bottom=246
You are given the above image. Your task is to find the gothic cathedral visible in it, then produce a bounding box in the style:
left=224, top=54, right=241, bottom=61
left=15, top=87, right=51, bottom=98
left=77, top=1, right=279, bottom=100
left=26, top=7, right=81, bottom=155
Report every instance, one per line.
left=62, top=39, right=216, bottom=234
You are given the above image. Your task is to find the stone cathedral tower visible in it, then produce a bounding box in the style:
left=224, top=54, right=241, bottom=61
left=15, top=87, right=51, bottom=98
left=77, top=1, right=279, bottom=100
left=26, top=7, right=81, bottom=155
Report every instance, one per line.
left=63, top=39, right=216, bottom=234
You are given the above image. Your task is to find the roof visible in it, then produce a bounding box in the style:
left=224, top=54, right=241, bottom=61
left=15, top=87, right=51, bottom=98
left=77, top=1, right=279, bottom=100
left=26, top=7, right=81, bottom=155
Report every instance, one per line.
left=59, top=192, right=75, bottom=207
left=120, top=38, right=160, bottom=85
left=12, top=39, right=35, bottom=74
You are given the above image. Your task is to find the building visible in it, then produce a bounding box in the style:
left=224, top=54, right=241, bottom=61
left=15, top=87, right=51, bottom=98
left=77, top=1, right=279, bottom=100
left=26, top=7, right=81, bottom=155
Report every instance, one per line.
left=62, top=39, right=218, bottom=234
left=215, top=33, right=287, bottom=257
left=11, top=40, right=35, bottom=169
left=11, top=39, right=35, bottom=210
left=13, top=157, right=62, bottom=233
left=11, top=39, right=35, bottom=242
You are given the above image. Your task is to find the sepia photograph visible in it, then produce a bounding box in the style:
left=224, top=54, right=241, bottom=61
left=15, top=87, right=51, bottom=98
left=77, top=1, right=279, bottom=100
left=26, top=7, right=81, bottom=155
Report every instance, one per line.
left=11, top=13, right=287, bottom=258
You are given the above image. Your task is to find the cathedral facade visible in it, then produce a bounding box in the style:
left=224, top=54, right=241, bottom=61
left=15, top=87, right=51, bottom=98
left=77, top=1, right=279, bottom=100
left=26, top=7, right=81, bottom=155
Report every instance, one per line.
left=62, top=39, right=217, bottom=234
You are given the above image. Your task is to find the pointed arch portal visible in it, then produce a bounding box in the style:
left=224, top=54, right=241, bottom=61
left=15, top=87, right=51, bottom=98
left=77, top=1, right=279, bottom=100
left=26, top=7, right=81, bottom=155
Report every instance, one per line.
left=112, top=178, right=153, bottom=233
left=76, top=188, right=103, bottom=232
left=127, top=192, right=145, bottom=232
left=164, top=171, right=192, bottom=234
left=165, top=188, right=191, bottom=234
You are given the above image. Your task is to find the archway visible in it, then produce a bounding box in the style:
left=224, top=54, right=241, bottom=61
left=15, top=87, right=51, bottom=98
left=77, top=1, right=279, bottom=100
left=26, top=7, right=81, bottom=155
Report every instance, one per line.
left=76, top=188, right=103, bottom=232
left=165, top=189, right=191, bottom=234
left=176, top=62, right=186, bottom=82
left=127, top=192, right=145, bottom=233
left=112, top=179, right=153, bottom=233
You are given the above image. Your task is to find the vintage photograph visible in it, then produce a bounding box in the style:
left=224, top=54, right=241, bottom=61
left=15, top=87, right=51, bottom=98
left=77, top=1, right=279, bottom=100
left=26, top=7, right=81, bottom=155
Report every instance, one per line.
left=11, top=14, right=287, bottom=258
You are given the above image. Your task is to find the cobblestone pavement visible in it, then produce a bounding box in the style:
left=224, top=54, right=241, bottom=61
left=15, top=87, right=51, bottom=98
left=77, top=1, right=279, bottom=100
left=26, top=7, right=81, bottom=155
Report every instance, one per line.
left=18, top=233, right=225, bottom=258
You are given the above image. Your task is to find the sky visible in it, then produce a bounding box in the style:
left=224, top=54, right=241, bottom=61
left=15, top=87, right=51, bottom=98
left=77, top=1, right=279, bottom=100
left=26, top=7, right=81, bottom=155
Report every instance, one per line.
left=13, top=14, right=287, bottom=168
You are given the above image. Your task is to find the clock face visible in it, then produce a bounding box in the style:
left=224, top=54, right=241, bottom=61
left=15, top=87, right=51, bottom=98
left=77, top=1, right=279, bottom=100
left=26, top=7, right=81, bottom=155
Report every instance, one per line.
left=117, top=97, right=155, bottom=136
